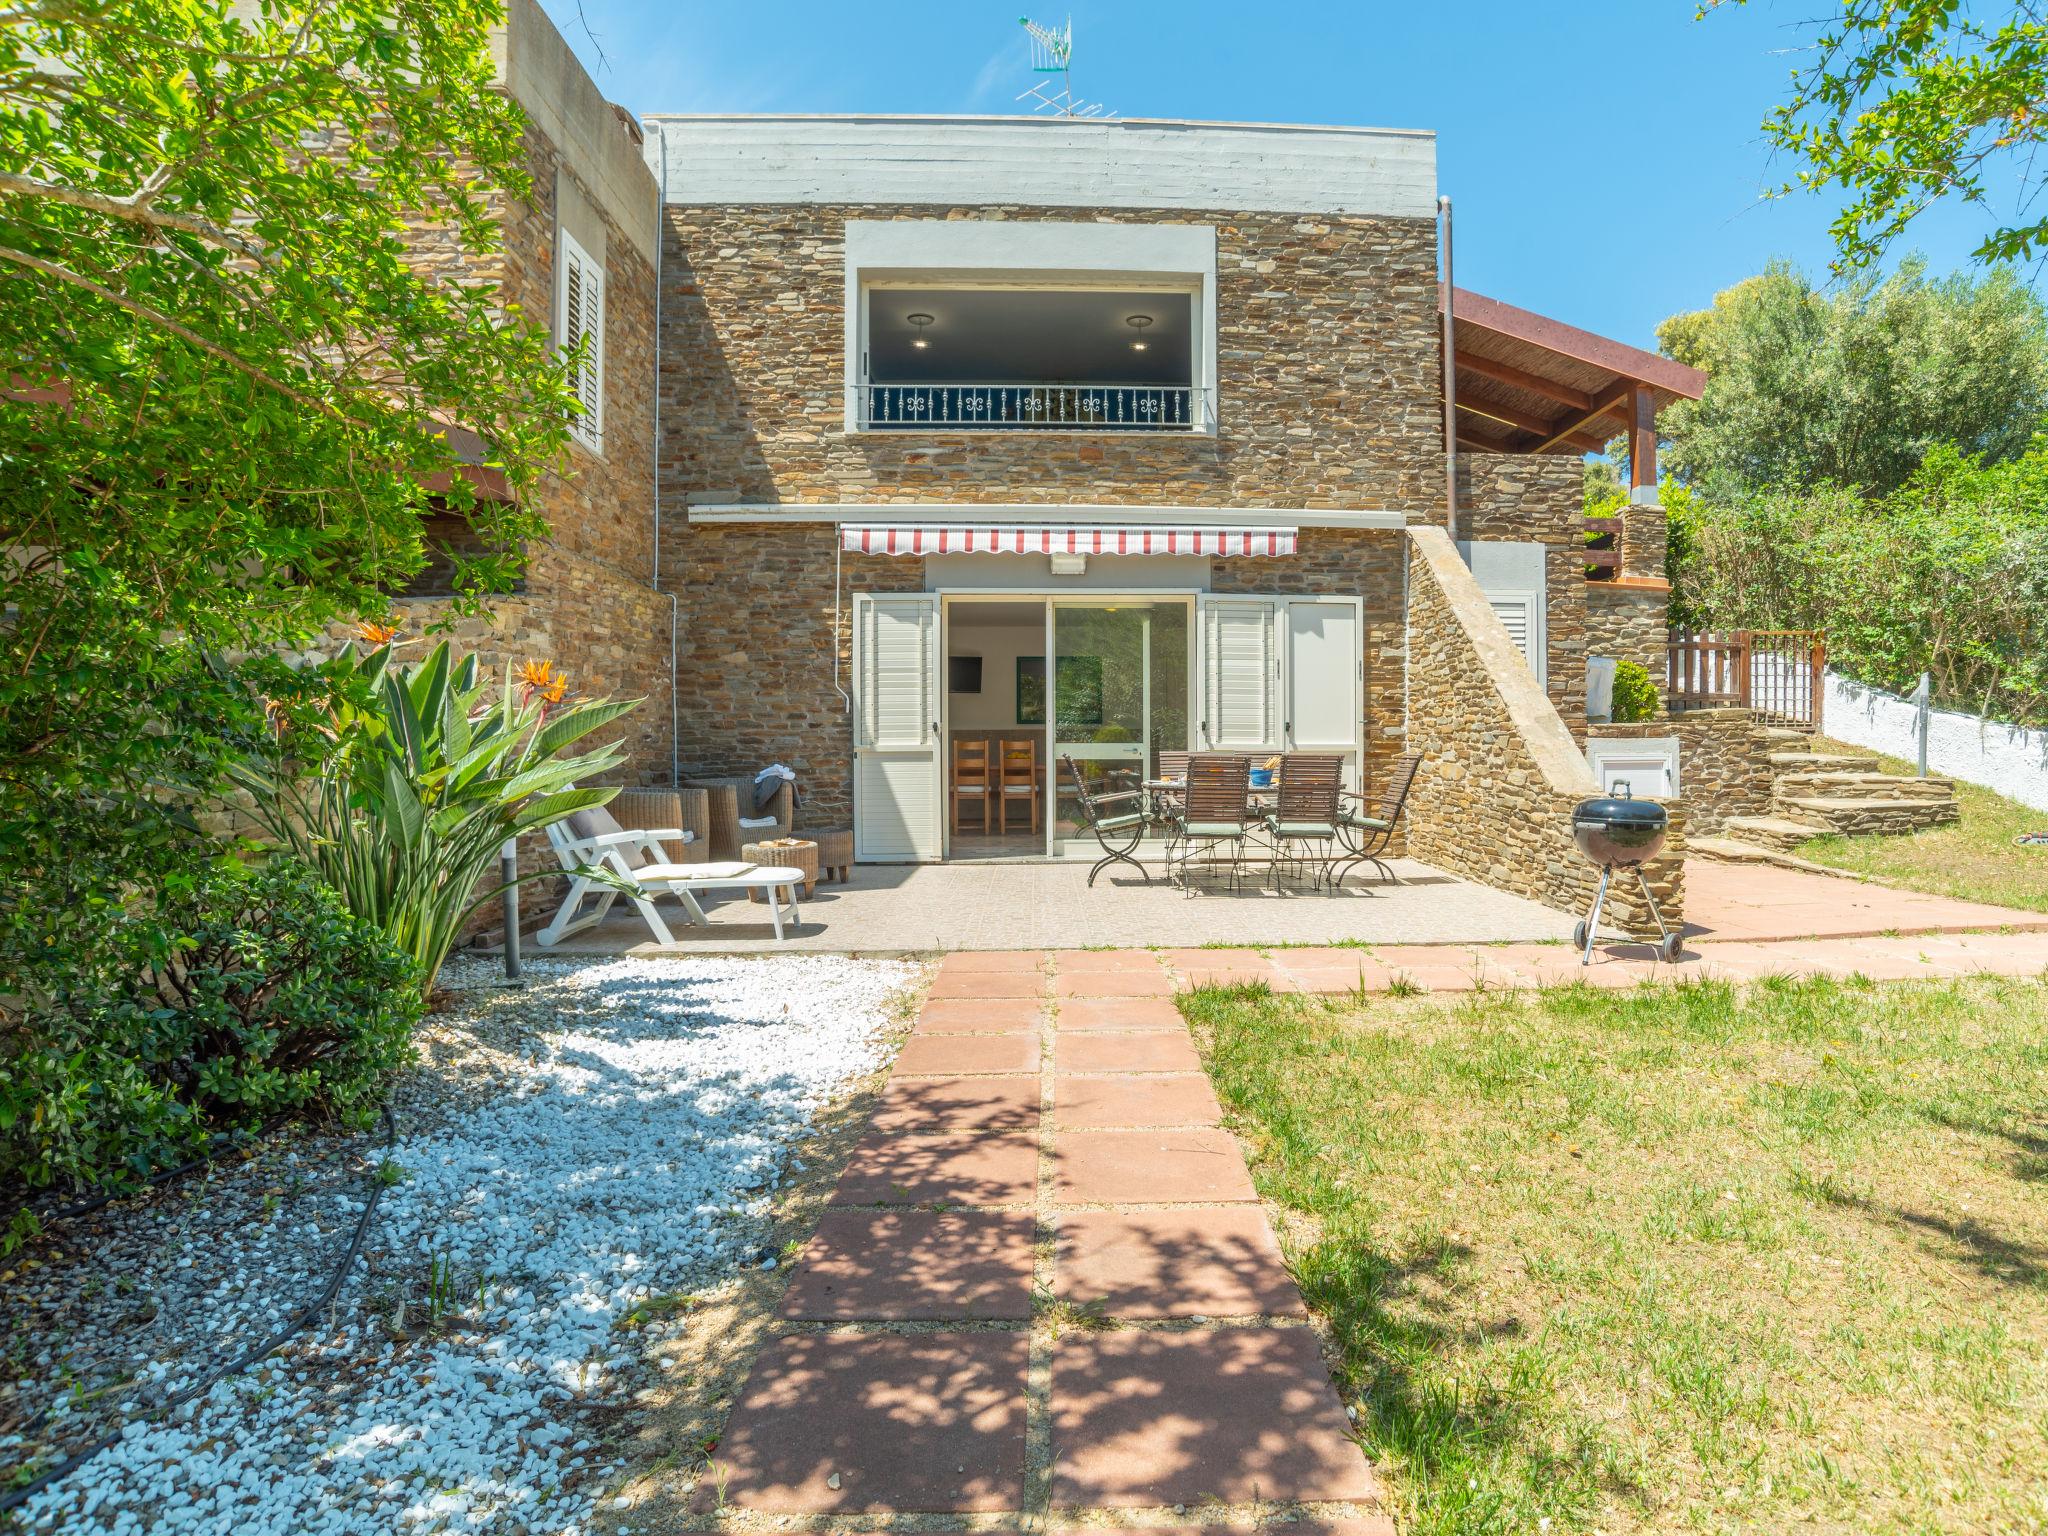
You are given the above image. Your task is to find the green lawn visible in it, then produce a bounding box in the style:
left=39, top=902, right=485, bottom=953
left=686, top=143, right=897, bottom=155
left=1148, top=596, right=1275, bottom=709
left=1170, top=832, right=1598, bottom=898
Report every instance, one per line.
left=1184, top=977, right=2048, bottom=1536
left=1792, top=738, right=2048, bottom=913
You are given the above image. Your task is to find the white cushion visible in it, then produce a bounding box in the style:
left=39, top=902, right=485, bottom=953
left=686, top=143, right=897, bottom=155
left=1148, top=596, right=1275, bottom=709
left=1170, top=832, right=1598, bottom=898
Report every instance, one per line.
left=738, top=815, right=779, bottom=829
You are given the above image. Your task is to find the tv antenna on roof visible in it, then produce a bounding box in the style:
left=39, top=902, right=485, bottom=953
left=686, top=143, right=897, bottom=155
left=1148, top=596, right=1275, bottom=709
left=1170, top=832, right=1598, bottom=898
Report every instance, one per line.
left=1016, top=15, right=1114, bottom=118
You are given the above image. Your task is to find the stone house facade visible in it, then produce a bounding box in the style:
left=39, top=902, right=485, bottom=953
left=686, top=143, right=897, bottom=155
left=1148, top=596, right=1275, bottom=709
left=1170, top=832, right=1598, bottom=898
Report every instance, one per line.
left=430, top=0, right=1713, bottom=933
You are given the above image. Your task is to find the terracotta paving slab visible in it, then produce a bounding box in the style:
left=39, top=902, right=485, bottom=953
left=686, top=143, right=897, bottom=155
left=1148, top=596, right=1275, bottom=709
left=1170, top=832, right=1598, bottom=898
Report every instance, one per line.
left=1052, top=1074, right=1222, bottom=1131
left=1685, top=859, right=2048, bottom=940
left=914, top=997, right=1048, bottom=1034
left=935, top=949, right=1050, bottom=974
left=1051, top=1520, right=1395, bottom=1536
left=781, top=1210, right=1035, bottom=1320
left=1050, top=1328, right=1378, bottom=1508
left=869, top=1074, right=1041, bottom=1133
left=714, top=1332, right=1029, bottom=1513
left=1054, top=968, right=1179, bottom=999
left=1054, top=997, right=1188, bottom=1031
left=1054, top=1129, right=1258, bottom=1206
left=1054, top=949, right=1170, bottom=973
left=893, top=1033, right=1043, bottom=1078
left=926, top=969, right=1050, bottom=1000
left=1055, top=1030, right=1202, bottom=1075
left=1055, top=1208, right=1303, bottom=1318
left=832, top=1132, right=1039, bottom=1207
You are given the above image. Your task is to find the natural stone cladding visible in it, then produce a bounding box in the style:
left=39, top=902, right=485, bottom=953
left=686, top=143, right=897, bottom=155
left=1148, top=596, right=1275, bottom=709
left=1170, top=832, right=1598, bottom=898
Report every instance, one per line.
left=1586, top=583, right=1669, bottom=678
left=1588, top=707, right=1774, bottom=836
left=1406, top=527, right=1682, bottom=936
left=1457, top=451, right=1588, bottom=732
left=655, top=205, right=1447, bottom=512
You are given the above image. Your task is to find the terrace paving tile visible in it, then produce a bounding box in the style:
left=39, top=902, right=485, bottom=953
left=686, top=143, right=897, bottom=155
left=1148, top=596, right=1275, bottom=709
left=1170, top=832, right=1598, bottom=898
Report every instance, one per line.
left=935, top=949, right=1052, bottom=975
left=1055, top=1031, right=1202, bottom=1075
left=893, top=1033, right=1043, bottom=1078
left=913, top=998, right=1048, bottom=1034
left=1055, top=1208, right=1303, bottom=1319
left=1053, top=969, right=1179, bottom=999
left=926, top=969, right=1051, bottom=1001
left=713, top=1332, right=1028, bottom=1513
left=868, top=1074, right=1041, bottom=1134
left=780, top=1210, right=1035, bottom=1321
left=1053, top=997, right=1188, bottom=1031
left=1054, top=1129, right=1258, bottom=1206
left=1049, top=1328, right=1379, bottom=1508
left=831, top=1132, right=1039, bottom=1207
left=1051, top=1073, right=1222, bottom=1131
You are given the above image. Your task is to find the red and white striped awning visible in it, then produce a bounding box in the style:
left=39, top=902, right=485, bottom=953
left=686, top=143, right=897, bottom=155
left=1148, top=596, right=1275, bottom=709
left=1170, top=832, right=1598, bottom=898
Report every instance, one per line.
left=838, top=523, right=1297, bottom=557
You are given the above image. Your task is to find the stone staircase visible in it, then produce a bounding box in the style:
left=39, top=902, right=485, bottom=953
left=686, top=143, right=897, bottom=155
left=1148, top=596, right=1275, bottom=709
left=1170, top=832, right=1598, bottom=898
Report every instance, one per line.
left=1714, top=728, right=1960, bottom=857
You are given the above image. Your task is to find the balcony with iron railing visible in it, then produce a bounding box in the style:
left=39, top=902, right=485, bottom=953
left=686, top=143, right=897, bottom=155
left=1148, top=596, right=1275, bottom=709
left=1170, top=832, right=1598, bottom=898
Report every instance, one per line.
left=858, top=380, right=1212, bottom=433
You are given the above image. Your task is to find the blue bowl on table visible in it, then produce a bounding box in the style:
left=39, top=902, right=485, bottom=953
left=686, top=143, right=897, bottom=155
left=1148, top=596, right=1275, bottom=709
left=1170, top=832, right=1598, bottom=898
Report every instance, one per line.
left=1247, top=767, right=1275, bottom=790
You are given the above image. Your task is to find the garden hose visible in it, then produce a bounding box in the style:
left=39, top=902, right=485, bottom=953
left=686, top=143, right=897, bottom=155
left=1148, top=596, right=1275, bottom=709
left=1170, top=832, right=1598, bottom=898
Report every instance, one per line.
left=0, top=1105, right=397, bottom=1516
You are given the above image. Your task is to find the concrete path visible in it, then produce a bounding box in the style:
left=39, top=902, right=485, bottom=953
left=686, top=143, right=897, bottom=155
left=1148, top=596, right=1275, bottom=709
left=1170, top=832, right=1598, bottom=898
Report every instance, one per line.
left=706, top=950, right=1394, bottom=1531
left=1683, top=858, right=2048, bottom=941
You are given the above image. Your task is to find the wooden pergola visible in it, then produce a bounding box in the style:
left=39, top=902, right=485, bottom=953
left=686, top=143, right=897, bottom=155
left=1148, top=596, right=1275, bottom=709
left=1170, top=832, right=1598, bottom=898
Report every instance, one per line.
left=1443, top=286, right=1706, bottom=496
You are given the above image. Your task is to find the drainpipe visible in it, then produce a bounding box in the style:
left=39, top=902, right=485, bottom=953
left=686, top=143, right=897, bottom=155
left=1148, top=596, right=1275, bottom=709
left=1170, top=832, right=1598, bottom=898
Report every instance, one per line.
left=651, top=122, right=679, bottom=789
left=1438, top=194, right=1458, bottom=543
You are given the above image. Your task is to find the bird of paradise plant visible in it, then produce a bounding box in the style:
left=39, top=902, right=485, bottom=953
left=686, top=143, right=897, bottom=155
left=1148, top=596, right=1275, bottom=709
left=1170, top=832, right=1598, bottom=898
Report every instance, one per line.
left=233, top=639, right=638, bottom=994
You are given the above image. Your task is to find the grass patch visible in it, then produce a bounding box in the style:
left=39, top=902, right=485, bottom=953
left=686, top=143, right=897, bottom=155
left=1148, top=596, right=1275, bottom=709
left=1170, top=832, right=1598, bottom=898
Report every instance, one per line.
left=1182, top=975, right=2048, bottom=1535
left=1792, top=736, right=2048, bottom=913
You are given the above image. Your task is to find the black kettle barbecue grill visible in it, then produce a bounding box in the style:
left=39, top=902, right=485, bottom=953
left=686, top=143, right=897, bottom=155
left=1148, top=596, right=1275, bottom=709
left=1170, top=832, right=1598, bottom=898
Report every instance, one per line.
left=1571, top=782, right=1683, bottom=965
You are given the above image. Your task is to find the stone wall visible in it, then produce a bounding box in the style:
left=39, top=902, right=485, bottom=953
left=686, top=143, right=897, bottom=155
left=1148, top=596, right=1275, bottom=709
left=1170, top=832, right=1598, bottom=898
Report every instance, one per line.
left=1587, top=707, right=1774, bottom=835
left=1405, top=526, right=1683, bottom=936
left=655, top=206, right=1446, bottom=516
left=1586, top=582, right=1669, bottom=680
left=1455, top=451, right=1588, bottom=732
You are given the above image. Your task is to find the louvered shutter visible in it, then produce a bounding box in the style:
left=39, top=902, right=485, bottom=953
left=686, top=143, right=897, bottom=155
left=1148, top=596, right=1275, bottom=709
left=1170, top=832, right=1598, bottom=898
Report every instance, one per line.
left=557, top=230, right=605, bottom=452
left=1197, top=598, right=1280, bottom=752
left=852, top=594, right=942, bottom=862
left=1486, top=594, right=1542, bottom=685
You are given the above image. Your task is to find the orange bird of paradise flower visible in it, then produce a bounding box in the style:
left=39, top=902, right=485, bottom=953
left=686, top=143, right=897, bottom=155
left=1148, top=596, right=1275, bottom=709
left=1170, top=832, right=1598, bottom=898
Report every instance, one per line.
left=356, top=619, right=401, bottom=646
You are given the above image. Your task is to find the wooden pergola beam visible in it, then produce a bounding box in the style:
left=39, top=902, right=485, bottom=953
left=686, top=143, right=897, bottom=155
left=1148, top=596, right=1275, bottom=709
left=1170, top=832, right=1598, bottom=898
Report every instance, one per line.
left=1455, top=351, right=1593, bottom=413
left=1530, top=380, right=1633, bottom=455
left=1455, top=397, right=1607, bottom=454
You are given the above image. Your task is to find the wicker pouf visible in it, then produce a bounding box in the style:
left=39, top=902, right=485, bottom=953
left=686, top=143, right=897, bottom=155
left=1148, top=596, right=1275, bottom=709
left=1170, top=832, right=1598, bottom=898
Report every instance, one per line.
left=809, top=828, right=853, bottom=883
left=741, top=837, right=818, bottom=900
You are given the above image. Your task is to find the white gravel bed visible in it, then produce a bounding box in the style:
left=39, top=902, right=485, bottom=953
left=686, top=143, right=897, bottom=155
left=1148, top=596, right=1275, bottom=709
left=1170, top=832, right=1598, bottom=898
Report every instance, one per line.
left=12, top=953, right=915, bottom=1535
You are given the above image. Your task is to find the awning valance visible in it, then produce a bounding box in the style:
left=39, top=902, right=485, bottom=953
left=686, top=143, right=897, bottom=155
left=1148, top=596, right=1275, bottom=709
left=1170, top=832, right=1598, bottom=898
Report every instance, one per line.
left=838, top=523, right=1298, bottom=557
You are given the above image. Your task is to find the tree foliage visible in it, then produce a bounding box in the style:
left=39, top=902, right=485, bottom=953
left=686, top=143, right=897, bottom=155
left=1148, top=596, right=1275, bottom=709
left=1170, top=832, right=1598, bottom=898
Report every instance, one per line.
left=1655, top=259, right=2048, bottom=496
left=1719, top=0, right=2048, bottom=272
left=1, top=0, right=574, bottom=1010
left=1672, top=442, right=2048, bottom=725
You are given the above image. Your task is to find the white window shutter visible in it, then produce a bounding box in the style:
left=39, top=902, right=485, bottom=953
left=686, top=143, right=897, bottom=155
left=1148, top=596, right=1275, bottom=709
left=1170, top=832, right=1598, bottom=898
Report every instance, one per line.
left=557, top=230, right=605, bottom=453
left=858, top=596, right=934, bottom=751
left=1199, top=598, right=1280, bottom=752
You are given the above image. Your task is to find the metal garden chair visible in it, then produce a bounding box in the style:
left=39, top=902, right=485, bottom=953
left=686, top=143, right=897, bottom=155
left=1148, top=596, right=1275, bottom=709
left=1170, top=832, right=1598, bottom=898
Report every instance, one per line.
left=1168, top=753, right=1253, bottom=893
left=1261, top=752, right=1346, bottom=889
left=1333, top=752, right=1421, bottom=889
left=1061, top=752, right=1150, bottom=887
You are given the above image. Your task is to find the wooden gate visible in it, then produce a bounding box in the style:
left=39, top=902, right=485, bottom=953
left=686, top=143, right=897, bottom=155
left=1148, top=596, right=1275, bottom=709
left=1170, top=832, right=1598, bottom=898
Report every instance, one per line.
left=1666, top=629, right=1825, bottom=730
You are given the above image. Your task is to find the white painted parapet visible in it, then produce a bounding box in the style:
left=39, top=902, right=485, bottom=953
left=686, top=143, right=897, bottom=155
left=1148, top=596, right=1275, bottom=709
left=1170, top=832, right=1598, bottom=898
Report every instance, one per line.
left=1825, top=671, right=2048, bottom=812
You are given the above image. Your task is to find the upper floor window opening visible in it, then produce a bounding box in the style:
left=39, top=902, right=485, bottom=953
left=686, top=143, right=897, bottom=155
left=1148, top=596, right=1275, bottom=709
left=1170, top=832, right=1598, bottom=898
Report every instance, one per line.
left=556, top=228, right=605, bottom=454
left=859, top=286, right=1205, bottom=433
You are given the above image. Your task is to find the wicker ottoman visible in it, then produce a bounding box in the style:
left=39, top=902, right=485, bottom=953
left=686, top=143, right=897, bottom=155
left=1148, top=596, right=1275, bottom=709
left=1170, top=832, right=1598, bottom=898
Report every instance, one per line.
left=809, top=829, right=853, bottom=883
left=741, top=837, right=819, bottom=900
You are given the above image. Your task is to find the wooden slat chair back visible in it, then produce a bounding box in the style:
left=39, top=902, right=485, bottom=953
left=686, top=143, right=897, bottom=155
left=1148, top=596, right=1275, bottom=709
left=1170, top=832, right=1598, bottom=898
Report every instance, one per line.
left=998, top=736, right=1040, bottom=833
left=1171, top=753, right=1252, bottom=891
left=952, top=737, right=994, bottom=833
left=1273, top=753, right=1345, bottom=828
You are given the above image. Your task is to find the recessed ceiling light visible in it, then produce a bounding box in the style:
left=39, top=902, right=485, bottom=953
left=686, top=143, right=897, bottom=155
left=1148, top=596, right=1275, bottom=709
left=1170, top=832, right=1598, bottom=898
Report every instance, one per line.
left=907, top=312, right=934, bottom=349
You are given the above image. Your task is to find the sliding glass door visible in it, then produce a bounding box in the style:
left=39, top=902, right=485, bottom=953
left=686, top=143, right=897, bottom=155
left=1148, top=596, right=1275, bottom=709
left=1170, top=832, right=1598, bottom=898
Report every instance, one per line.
left=1049, top=600, right=1191, bottom=855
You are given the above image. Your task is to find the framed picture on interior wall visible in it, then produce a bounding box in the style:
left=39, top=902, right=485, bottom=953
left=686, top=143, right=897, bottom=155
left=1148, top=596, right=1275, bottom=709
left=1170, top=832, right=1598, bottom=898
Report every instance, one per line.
left=1017, top=656, right=1046, bottom=725
left=1055, top=655, right=1104, bottom=727
left=949, top=655, right=983, bottom=694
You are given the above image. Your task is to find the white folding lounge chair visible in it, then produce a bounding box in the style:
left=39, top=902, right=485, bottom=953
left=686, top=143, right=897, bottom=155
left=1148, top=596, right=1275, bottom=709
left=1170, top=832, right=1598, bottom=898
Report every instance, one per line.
left=537, top=803, right=804, bottom=945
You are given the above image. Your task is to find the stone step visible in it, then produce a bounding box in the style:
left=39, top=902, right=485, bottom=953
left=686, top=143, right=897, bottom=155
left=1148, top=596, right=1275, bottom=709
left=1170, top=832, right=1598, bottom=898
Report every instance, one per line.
left=1690, top=834, right=1861, bottom=874
left=1720, top=814, right=1833, bottom=854
left=1768, top=750, right=1880, bottom=773
left=1771, top=795, right=1962, bottom=837
left=1759, top=726, right=1813, bottom=744
left=1774, top=770, right=1958, bottom=803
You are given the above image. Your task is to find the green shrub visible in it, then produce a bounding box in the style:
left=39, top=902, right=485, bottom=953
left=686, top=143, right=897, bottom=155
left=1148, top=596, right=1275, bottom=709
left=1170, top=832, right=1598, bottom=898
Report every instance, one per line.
left=0, top=859, right=419, bottom=1218
left=1611, top=661, right=1661, bottom=722
left=235, top=640, right=636, bottom=993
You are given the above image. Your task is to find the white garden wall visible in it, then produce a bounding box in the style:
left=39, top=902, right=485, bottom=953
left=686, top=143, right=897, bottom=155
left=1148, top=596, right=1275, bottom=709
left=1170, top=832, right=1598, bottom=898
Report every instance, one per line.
left=1824, top=670, right=2048, bottom=812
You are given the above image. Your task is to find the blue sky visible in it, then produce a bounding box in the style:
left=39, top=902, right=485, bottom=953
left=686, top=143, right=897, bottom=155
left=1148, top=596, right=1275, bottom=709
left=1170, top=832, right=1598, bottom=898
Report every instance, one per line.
left=537, top=0, right=2002, bottom=350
